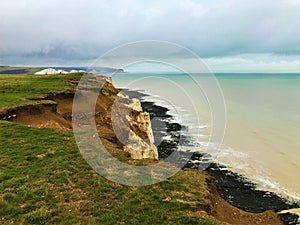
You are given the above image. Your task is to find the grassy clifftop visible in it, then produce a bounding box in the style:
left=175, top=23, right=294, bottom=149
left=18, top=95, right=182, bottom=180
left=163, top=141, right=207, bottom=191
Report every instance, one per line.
left=0, top=73, right=82, bottom=108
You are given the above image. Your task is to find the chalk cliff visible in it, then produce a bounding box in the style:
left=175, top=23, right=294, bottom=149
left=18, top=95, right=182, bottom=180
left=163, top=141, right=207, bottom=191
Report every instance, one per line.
left=80, top=75, right=159, bottom=160
left=103, top=80, right=158, bottom=160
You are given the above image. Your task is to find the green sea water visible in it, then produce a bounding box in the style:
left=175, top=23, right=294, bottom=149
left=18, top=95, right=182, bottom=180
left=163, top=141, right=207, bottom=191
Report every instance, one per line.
left=113, top=72, right=300, bottom=201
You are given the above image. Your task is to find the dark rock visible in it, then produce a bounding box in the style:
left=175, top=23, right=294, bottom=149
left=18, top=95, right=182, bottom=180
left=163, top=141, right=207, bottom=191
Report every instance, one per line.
left=281, top=213, right=299, bottom=225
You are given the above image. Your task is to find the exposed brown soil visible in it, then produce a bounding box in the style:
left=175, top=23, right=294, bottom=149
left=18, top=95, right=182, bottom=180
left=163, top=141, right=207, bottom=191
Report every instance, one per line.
left=193, top=171, right=284, bottom=225
left=0, top=76, right=285, bottom=225
left=0, top=101, right=72, bottom=131
left=0, top=76, right=118, bottom=130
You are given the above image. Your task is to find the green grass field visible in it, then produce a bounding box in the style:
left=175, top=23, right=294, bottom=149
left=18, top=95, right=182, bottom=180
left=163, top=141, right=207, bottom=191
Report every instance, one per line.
left=0, top=74, right=215, bottom=225
left=0, top=73, right=82, bottom=108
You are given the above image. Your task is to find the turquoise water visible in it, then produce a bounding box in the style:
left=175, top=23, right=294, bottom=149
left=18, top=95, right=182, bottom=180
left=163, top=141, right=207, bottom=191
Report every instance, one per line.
left=113, top=72, right=300, bottom=201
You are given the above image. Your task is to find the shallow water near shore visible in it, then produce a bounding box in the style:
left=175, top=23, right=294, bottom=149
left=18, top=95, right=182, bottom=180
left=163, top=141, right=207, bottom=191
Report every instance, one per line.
left=113, top=72, right=300, bottom=204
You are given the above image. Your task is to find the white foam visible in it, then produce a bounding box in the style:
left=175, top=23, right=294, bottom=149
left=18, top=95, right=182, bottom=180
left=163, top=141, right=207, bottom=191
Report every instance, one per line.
left=187, top=125, right=208, bottom=129
left=177, top=145, right=202, bottom=152
left=162, top=135, right=175, bottom=142
left=213, top=146, right=300, bottom=203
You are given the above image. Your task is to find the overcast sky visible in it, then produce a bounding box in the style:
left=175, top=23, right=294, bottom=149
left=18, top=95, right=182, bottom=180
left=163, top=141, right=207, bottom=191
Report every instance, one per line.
left=1, top=0, right=300, bottom=72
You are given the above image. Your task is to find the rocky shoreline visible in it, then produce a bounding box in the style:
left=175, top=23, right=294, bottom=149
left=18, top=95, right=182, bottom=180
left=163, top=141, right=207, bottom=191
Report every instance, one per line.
left=120, top=88, right=300, bottom=225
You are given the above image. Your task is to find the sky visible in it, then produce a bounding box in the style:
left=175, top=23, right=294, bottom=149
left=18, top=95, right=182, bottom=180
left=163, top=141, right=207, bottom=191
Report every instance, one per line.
left=1, top=0, right=300, bottom=72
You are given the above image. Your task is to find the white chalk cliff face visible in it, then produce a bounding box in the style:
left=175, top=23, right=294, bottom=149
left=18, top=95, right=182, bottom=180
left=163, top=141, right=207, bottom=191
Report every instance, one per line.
left=124, top=105, right=158, bottom=160
left=35, top=68, right=84, bottom=75
left=113, top=92, right=158, bottom=160
left=73, top=75, right=158, bottom=160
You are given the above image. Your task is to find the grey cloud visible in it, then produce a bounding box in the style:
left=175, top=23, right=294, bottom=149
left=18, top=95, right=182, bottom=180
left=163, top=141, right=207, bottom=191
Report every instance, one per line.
left=24, top=44, right=91, bottom=60
left=0, top=0, right=300, bottom=65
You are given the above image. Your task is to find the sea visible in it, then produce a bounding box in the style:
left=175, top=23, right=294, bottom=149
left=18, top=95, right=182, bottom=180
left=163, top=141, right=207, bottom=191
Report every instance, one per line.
left=112, top=70, right=300, bottom=212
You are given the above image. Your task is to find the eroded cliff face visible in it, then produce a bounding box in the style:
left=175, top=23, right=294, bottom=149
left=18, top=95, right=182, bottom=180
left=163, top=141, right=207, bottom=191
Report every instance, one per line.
left=96, top=77, right=159, bottom=161
left=71, top=75, right=158, bottom=160
left=120, top=97, right=158, bottom=160
left=0, top=75, right=158, bottom=160
left=108, top=90, right=158, bottom=160
left=84, top=75, right=158, bottom=160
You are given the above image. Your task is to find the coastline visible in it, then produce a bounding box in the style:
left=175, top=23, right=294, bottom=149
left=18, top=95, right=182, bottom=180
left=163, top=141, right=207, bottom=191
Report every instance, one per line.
left=120, top=88, right=300, bottom=225
left=1, top=74, right=298, bottom=224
